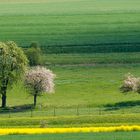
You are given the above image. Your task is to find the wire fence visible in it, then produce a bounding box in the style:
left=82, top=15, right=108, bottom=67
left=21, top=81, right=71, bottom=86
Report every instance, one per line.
left=0, top=106, right=140, bottom=118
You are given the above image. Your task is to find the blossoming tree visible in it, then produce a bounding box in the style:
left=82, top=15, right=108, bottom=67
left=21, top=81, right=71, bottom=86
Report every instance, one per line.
left=24, top=66, right=55, bottom=107
left=0, top=41, right=28, bottom=108
left=120, top=73, right=140, bottom=93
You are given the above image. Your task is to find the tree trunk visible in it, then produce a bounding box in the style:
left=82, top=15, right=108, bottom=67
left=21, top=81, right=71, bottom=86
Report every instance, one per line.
left=34, top=94, right=37, bottom=107
left=1, top=78, right=9, bottom=108
left=2, top=94, right=6, bottom=108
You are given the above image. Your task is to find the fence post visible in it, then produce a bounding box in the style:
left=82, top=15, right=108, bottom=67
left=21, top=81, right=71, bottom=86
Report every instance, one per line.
left=53, top=107, right=56, bottom=116
left=88, top=106, right=90, bottom=115
left=122, top=109, right=125, bottom=114
left=31, top=108, right=33, bottom=117
left=9, top=110, right=11, bottom=118
left=76, top=106, right=79, bottom=116
left=99, top=108, right=101, bottom=115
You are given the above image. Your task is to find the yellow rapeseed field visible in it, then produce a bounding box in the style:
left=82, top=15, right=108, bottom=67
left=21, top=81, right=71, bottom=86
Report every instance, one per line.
left=0, top=126, right=140, bottom=135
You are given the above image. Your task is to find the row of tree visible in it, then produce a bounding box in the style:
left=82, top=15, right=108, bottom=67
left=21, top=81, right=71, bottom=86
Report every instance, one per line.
left=0, top=41, right=55, bottom=108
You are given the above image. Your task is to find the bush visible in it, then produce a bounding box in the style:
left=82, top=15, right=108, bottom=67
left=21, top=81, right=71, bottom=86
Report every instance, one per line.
left=25, top=42, right=43, bottom=66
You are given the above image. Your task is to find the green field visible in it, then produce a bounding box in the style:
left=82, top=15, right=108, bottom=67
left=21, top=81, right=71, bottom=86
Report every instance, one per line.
left=1, top=132, right=140, bottom=140
left=0, top=0, right=140, bottom=53
left=43, top=52, right=140, bottom=65
left=1, top=0, right=140, bottom=133
left=0, top=64, right=137, bottom=127
left=0, top=62, right=137, bottom=127
left=1, top=114, right=140, bottom=128
left=6, top=64, right=140, bottom=108
left=1, top=1, right=140, bottom=140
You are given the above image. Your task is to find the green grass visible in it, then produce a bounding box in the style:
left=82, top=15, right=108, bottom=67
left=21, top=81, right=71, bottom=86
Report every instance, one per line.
left=6, top=64, right=140, bottom=108
left=43, top=52, right=140, bottom=65
left=0, top=64, right=138, bottom=122
left=0, top=0, right=140, bottom=53
left=1, top=114, right=140, bottom=127
left=1, top=132, right=140, bottom=140
left=0, top=63, right=138, bottom=127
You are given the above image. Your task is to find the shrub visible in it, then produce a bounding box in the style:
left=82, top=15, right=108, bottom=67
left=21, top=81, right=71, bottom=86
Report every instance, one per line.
left=25, top=42, right=43, bottom=66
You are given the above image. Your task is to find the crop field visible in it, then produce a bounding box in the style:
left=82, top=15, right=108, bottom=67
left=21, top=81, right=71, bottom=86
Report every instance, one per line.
left=0, top=0, right=140, bottom=53
left=43, top=52, right=140, bottom=65
left=1, top=132, right=140, bottom=140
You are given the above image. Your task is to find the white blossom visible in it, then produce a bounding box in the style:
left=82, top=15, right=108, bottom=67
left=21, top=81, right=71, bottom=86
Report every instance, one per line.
left=25, top=66, right=55, bottom=95
left=120, top=73, right=140, bottom=93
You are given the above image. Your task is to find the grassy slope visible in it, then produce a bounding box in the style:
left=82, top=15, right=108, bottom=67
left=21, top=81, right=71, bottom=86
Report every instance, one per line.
left=6, top=64, right=140, bottom=108
left=0, top=0, right=140, bottom=53
left=1, top=132, right=140, bottom=140
left=1, top=61, right=140, bottom=127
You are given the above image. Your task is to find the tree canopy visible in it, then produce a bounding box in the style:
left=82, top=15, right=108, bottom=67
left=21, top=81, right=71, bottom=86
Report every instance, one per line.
left=0, top=41, right=28, bottom=108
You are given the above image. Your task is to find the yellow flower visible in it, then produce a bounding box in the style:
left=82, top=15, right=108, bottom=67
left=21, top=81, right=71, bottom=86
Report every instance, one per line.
left=0, top=126, right=140, bottom=135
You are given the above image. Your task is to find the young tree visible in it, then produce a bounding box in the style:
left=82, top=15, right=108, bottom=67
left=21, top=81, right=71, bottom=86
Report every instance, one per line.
left=25, top=42, right=43, bottom=66
left=24, top=66, right=55, bottom=107
left=0, top=41, right=28, bottom=108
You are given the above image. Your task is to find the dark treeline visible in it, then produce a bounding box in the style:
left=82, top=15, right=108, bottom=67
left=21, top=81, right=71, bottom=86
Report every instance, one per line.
left=22, top=42, right=140, bottom=54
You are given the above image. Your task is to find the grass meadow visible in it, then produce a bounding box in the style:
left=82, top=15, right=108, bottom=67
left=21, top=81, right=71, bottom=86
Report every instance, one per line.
left=0, top=63, right=139, bottom=128
left=7, top=64, right=140, bottom=108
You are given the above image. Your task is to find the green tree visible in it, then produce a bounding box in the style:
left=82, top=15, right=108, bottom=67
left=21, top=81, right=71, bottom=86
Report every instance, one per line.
left=25, top=42, right=43, bottom=66
left=0, top=41, right=28, bottom=108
